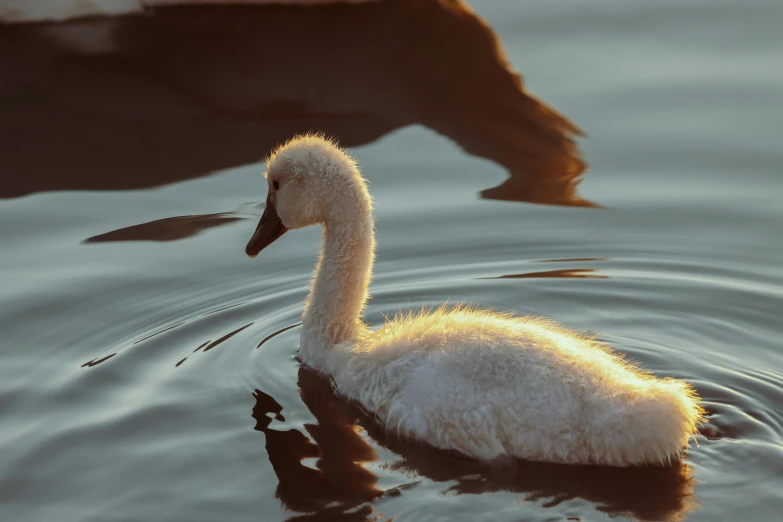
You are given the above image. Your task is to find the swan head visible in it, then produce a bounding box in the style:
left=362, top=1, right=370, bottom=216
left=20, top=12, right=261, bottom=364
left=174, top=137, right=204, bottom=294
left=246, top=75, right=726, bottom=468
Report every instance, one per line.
left=246, top=134, right=372, bottom=258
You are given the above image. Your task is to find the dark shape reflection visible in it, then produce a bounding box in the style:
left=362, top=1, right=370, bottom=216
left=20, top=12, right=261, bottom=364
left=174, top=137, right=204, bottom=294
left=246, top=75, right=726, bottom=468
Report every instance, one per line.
left=0, top=0, right=589, bottom=207
left=536, top=257, right=608, bottom=263
left=253, top=367, right=696, bottom=521
left=80, top=353, right=117, bottom=367
left=252, top=369, right=382, bottom=521
left=482, top=268, right=609, bottom=280
left=84, top=212, right=245, bottom=243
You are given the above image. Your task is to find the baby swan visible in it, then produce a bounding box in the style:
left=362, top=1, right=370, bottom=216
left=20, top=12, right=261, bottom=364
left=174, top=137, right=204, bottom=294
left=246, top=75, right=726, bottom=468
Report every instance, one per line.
left=246, top=135, right=702, bottom=467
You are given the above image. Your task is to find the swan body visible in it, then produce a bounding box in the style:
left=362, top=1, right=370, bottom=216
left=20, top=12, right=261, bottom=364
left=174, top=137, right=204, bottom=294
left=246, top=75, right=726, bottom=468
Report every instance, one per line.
left=246, top=135, right=702, bottom=466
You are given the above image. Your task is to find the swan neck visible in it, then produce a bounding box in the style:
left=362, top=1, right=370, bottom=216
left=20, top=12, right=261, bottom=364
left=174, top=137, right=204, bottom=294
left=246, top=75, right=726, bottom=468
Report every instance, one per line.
left=303, top=210, right=375, bottom=347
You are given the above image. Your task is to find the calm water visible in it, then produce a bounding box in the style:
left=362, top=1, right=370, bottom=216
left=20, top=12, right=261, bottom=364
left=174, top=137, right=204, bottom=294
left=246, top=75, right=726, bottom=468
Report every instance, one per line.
left=1, top=1, right=782, bottom=521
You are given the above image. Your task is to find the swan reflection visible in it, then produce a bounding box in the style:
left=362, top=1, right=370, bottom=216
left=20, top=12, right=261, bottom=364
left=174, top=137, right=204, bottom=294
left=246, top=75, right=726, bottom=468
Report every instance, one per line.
left=253, top=367, right=696, bottom=521
left=2, top=0, right=589, bottom=207
left=252, top=369, right=382, bottom=521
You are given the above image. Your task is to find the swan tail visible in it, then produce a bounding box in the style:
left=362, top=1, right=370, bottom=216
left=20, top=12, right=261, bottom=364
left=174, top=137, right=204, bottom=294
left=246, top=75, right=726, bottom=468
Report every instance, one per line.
left=587, top=378, right=703, bottom=466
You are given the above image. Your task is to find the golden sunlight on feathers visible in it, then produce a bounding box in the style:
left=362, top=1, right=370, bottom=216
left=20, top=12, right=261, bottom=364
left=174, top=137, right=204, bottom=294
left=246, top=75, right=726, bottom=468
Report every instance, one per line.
left=247, top=135, right=703, bottom=467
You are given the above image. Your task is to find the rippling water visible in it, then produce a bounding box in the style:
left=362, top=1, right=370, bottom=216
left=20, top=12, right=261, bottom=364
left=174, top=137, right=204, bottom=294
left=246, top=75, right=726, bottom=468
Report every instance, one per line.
left=1, top=1, right=782, bottom=521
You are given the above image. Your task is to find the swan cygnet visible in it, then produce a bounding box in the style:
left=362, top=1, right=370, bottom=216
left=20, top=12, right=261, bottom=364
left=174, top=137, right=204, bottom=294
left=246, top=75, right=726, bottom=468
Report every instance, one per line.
left=245, top=135, right=702, bottom=467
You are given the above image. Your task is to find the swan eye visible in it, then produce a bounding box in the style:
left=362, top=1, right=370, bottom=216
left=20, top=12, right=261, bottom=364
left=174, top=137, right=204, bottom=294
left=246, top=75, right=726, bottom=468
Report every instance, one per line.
left=273, top=180, right=280, bottom=190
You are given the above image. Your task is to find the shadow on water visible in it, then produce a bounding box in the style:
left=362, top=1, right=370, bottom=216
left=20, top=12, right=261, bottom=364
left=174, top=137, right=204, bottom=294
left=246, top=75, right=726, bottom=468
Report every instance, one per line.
left=253, top=367, right=696, bottom=522
left=0, top=0, right=589, bottom=208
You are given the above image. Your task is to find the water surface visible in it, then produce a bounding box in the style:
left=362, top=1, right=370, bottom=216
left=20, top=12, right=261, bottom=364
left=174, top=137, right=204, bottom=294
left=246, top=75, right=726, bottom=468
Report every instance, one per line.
left=1, top=1, right=782, bottom=521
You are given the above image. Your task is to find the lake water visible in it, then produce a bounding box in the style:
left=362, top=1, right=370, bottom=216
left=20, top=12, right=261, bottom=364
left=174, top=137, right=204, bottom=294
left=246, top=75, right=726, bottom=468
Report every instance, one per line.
left=1, top=1, right=782, bottom=521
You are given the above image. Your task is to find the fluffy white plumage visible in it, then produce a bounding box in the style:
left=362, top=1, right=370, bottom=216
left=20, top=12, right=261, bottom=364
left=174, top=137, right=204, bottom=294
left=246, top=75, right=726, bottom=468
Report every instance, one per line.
left=249, top=134, right=702, bottom=467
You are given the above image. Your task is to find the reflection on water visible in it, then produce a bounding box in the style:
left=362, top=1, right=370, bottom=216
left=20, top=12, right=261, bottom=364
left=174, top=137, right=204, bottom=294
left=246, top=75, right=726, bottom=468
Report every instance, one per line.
left=253, top=369, right=382, bottom=521
left=254, top=367, right=696, bottom=522
left=2, top=1, right=782, bottom=521
left=482, top=268, right=608, bottom=280
left=536, top=258, right=608, bottom=264
left=84, top=212, right=246, bottom=243
left=84, top=203, right=263, bottom=243
left=202, top=322, right=254, bottom=352
left=257, top=323, right=303, bottom=349
left=80, top=304, right=253, bottom=368
left=175, top=340, right=211, bottom=368
left=80, top=353, right=117, bottom=368
left=480, top=258, right=609, bottom=280
left=0, top=0, right=588, bottom=207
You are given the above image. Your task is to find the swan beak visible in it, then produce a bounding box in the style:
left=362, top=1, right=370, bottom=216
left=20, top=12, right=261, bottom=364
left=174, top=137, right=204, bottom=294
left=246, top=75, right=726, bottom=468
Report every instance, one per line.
left=246, top=197, right=288, bottom=258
